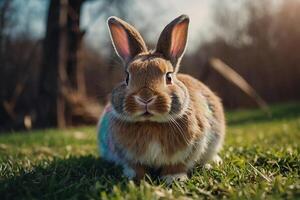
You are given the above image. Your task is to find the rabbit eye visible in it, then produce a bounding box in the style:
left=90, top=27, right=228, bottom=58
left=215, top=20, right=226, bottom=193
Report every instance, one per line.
left=166, top=72, right=173, bottom=85
left=125, top=71, right=129, bottom=85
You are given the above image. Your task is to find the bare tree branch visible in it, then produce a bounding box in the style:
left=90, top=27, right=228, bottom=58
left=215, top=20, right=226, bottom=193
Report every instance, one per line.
left=210, top=57, right=270, bottom=114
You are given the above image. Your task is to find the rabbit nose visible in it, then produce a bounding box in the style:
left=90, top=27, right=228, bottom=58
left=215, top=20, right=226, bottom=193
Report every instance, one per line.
left=134, top=96, right=156, bottom=106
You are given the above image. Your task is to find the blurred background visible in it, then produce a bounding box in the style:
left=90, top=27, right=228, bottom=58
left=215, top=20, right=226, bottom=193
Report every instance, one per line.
left=0, top=0, right=299, bottom=131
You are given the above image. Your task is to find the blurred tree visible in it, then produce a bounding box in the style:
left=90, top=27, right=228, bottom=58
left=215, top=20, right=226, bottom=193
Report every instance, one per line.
left=37, top=0, right=136, bottom=128
left=37, top=0, right=95, bottom=128
left=37, top=0, right=64, bottom=127
left=0, top=0, right=10, bottom=58
left=0, top=0, right=144, bottom=130
left=190, top=0, right=300, bottom=108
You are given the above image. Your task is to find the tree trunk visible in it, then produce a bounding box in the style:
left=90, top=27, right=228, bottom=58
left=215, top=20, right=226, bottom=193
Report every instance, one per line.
left=67, top=0, right=85, bottom=91
left=37, top=0, right=61, bottom=127
left=57, top=0, right=68, bottom=128
left=65, top=0, right=85, bottom=125
left=37, top=0, right=89, bottom=128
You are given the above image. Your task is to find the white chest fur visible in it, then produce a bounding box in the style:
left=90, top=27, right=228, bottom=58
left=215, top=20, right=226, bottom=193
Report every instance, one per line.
left=135, top=141, right=193, bottom=166
left=142, top=141, right=162, bottom=164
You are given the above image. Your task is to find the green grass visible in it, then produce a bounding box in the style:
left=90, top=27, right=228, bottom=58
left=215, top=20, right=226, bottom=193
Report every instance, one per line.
left=0, top=103, right=300, bottom=199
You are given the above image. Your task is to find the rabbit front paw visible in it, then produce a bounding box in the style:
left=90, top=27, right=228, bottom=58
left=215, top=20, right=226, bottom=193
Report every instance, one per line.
left=212, top=155, right=223, bottom=165
left=162, top=173, right=188, bottom=185
left=123, top=165, right=136, bottom=179
left=123, top=163, right=147, bottom=181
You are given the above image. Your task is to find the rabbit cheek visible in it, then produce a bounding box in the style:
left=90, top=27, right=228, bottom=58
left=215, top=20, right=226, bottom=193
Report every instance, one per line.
left=169, top=84, right=188, bottom=116
left=170, top=93, right=183, bottom=114
left=111, top=85, right=127, bottom=114
left=124, top=95, right=141, bottom=115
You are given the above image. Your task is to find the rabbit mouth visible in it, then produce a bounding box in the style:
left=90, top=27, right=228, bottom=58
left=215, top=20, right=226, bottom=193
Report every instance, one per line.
left=141, top=111, right=153, bottom=118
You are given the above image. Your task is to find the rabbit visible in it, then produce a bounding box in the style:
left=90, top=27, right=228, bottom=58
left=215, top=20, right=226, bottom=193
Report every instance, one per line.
left=98, top=14, right=225, bottom=184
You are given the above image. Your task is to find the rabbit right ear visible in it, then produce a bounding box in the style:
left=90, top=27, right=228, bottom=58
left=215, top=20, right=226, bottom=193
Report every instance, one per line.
left=156, top=15, right=189, bottom=71
left=107, top=17, right=148, bottom=64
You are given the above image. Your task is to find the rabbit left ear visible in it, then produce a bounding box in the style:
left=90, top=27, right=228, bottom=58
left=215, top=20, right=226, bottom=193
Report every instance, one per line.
left=107, top=16, right=148, bottom=64
left=156, top=15, right=189, bottom=70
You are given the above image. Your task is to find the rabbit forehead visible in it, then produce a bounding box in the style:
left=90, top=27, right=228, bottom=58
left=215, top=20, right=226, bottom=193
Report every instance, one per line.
left=128, top=56, right=173, bottom=74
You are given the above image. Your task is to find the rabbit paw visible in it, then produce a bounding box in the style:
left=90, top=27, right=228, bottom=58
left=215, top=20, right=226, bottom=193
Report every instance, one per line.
left=123, top=165, right=136, bottom=179
left=212, top=155, right=223, bottom=165
left=162, top=173, right=188, bottom=185
left=203, top=155, right=223, bottom=170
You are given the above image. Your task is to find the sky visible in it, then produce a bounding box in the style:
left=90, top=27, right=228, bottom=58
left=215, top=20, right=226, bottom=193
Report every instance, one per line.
left=8, top=0, right=282, bottom=54
left=8, top=0, right=224, bottom=53
left=82, top=0, right=230, bottom=53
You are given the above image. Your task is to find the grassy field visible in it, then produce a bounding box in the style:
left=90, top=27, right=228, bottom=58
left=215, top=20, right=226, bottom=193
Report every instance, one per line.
left=0, top=103, right=300, bottom=199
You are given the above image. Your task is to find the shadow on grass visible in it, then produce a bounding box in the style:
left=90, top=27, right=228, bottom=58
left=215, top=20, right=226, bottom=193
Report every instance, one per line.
left=227, top=103, right=300, bottom=126
left=0, top=155, right=128, bottom=199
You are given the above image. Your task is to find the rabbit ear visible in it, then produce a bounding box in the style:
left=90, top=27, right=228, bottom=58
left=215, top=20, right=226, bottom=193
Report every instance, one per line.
left=107, top=16, right=148, bottom=63
left=156, top=15, right=189, bottom=70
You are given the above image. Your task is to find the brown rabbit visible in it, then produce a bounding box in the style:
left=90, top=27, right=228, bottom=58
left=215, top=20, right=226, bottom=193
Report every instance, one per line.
left=98, top=15, right=225, bottom=184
